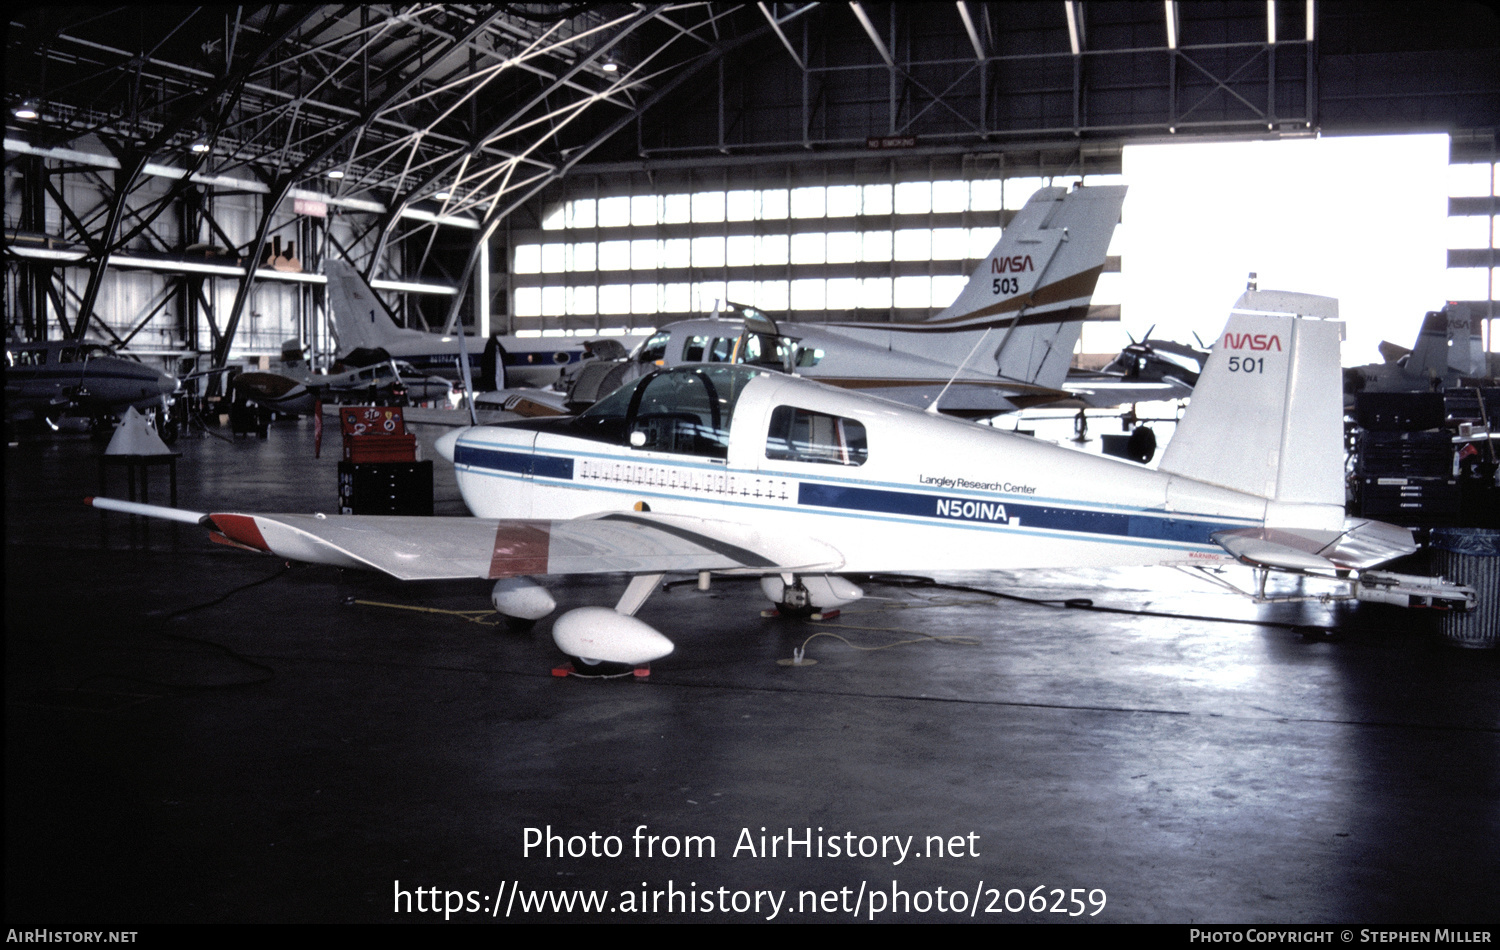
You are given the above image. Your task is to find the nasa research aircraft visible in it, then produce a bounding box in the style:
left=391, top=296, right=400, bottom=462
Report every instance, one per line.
left=5, top=338, right=179, bottom=430
left=566, top=184, right=1128, bottom=417
left=90, top=286, right=1476, bottom=671
left=325, top=259, right=641, bottom=390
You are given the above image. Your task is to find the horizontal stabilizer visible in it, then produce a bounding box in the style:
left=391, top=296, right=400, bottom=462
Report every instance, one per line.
left=1212, top=519, right=1416, bottom=573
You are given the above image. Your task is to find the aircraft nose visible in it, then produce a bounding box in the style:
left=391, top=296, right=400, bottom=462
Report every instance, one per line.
left=433, top=427, right=468, bottom=463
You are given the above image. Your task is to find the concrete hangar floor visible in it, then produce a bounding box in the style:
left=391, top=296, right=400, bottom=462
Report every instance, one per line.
left=4, top=417, right=1496, bottom=926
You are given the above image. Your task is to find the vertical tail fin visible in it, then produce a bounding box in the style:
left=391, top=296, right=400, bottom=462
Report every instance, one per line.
left=928, top=184, right=1125, bottom=328
left=927, top=184, right=1125, bottom=387
left=1159, top=289, right=1345, bottom=524
left=325, top=259, right=409, bottom=354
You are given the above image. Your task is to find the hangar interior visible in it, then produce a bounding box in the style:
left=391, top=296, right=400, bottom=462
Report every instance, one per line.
left=5, top=2, right=1499, bottom=926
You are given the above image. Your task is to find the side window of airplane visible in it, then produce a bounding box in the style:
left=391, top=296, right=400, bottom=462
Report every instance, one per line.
left=795, top=346, right=824, bottom=367
left=637, top=331, right=672, bottom=365
left=683, top=335, right=708, bottom=362
left=708, top=337, right=734, bottom=362
left=58, top=347, right=78, bottom=363
left=765, top=405, right=868, bottom=466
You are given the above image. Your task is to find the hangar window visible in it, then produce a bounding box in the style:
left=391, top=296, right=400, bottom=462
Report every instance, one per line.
left=765, top=406, right=868, bottom=466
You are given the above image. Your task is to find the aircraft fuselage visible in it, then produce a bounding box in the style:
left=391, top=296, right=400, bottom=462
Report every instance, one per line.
left=450, top=367, right=1265, bottom=574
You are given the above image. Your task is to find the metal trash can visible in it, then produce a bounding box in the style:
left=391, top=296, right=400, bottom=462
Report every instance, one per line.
left=1429, top=527, right=1500, bottom=648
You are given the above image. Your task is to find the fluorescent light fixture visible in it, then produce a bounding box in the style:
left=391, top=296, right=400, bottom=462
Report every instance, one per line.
left=1306, top=0, right=1315, bottom=41
left=326, top=169, right=345, bottom=180
left=12, top=99, right=39, bottom=120
left=1065, top=2, right=1081, bottom=55
left=601, top=57, right=618, bottom=73
left=1267, top=0, right=1276, bottom=44
left=434, top=190, right=452, bottom=200
left=1164, top=1, right=1177, bottom=49
left=189, top=138, right=210, bottom=154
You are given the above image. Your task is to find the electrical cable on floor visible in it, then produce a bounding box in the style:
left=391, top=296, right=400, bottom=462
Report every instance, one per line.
left=349, top=598, right=503, bottom=627
left=76, top=563, right=292, bottom=692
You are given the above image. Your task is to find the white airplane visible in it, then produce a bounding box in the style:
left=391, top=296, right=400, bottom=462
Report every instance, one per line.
left=566, top=185, right=1128, bottom=417
left=5, top=339, right=179, bottom=429
left=325, top=259, right=641, bottom=390
left=89, top=286, right=1476, bottom=672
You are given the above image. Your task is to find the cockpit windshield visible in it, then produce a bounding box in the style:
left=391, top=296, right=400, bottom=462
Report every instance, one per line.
left=570, top=364, right=767, bottom=459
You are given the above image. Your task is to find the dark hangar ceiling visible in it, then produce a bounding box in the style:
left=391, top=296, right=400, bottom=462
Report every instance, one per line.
left=8, top=3, right=1498, bottom=236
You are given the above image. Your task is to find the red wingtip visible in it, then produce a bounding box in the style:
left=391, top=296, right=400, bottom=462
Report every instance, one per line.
left=83, top=496, right=95, bottom=506
left=206, top=513, right=270, bottom=552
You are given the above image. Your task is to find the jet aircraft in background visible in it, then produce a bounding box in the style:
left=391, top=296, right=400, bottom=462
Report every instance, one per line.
left=325, top=260, right=643, bottom=390
left=91, top=287, right=1474, bottom=672
left=1344, top=301, right=1497, bottom=399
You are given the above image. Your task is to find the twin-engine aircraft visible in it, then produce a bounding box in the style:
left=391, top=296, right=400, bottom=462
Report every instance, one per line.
left=90, top=287, right=1476, bottom=670
left=5, top=339, right=180, bottom=430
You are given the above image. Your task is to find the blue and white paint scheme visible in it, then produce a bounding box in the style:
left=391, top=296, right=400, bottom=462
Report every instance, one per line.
left=88, top=288, right=1474, bottom=669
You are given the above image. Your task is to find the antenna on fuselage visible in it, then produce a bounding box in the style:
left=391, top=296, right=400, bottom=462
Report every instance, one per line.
left=455, top=317, right=478, bottom=426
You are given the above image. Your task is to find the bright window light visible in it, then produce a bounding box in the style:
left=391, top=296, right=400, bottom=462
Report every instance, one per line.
left=631, top=239, right=658, bottom=270
left=858, top=277, right=892, bottom=309
left=513, top=245, right=541, bottom=274
left=894, top=229, right=931, bottom=261
left=631, top=195, right=657, bottom=227
left=691, top=236, right=725, bottom=268
left=932, top=180, right=969, bottom=213
left=631, top=284, right=657, bottom=314
left=826, top=185, right=861, bottom=217
left=598, top=284, right=630, bottom=314
left=790, top=233, right=826, bottom=265
left=758, top=189, right=789, bottom=219
left=1120, top=133, right=1453, bottom=365
left=862, top=184, right=893, bottom=215
left=756, top=234, right=790, bottom=266
left=894, top=181, right=931, bottom=214
left=1003, top=177, right=1043, bottom=209
left=932, top=274, right=966, bottom=303
left=726, top=190, right=757, bottom=221
left=597, top=196, right=629, bottom=227
left=826, top=232, right=861, bottom=264
left=691, top=191, right=725, bottom=223
left=568, top=286, right=597, bottom=315
left=893, top=275, right=932, bottom=308
left=756, top=280, right=789, bottom=310
left=598, top=240, right=629, bottom=272
left=790, top=187, right=825, bottom=218
left=861, top=231, right=892, bottom=262
left=1448, top=162, right=1497, bottom=198
left=931, top=227, right=968, bottom=259
left=514, top=287, right=541, bottom=316
left=790, top=278, right=826, bottom=310
left=970, top=179, right=1003, bottom=211
left=568, top=243, right=596, bottom=272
